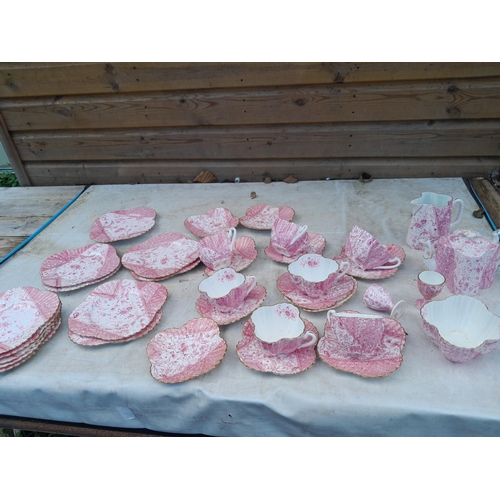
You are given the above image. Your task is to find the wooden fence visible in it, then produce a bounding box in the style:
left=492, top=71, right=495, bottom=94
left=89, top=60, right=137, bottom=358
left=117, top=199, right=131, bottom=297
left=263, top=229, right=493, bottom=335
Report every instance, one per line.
left=1, top=62, right=499, bottom=186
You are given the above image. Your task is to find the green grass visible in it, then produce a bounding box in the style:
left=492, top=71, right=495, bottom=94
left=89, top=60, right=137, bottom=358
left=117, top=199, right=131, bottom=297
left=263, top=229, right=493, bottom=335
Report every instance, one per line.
left=0, top=172, right=20, bottom=187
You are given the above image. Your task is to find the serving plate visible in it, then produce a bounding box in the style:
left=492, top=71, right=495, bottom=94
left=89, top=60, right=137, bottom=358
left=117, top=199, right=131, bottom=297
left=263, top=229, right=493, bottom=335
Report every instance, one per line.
left=184, top=208, right=239, bottom=237
left=239, top=204, right=295, bottom=230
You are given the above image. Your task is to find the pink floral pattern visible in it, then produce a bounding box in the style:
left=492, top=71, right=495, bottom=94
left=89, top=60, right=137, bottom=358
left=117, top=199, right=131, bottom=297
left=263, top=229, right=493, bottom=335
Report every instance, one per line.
left=121, top=232, right=199, bottom=280
left=265, top=233, right=326, bottom=264
left=318, top=314, right=406, bottom=378
left=184, top=207, right=239, bottom=237
left=147, top=318, right=227, bottom=384
left=90, top=207, right=156, bottom=242
left=363, top=284, right=394, bottom=311
left=239, top=204, right=295, bottom=230
left=236, top=318, right=318, bottom=375
left=204, top=236, right=257, bottom=275
left=41, top=243, right=121, bottom=290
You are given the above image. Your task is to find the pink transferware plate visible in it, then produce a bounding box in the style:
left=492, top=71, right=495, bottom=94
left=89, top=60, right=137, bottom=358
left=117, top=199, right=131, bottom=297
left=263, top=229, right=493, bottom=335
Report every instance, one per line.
left=0, top=316, right=62, bottom=373
left=236, top=318, right=319, bottom=375
left=130, top=259, right=201, bottom=281
left=277, top=272, right=357, bottom=312
left=264, top=233, right=326, bottom=264
left=239, top=204, right=295, bottom=230
left=184, top=207, right=239, bottom=237
left=317, top=313, right=406, bottom=378
left=121, top=232, right=199, bottom=280
left=42, top=265, right=121, bottom=293
left=204, top=236, right=258, bottom=276
left=90, top=207, right=157, bottom=243
left=41, top=243, right=121, bottom=290
left=68, top=279, right=167, bottom=342
left=196, top=285, right=266, bottom=325
left=0, top=287, right=61, bottom=354
left=147, top=317, right=227, bottom=384
left=333, top=244, right=406, bottom=280
left=69, top=309, right=163, bottom=346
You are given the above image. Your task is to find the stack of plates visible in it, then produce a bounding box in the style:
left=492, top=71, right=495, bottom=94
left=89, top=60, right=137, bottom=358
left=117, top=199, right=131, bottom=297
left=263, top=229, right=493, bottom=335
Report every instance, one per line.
left=121, top=232, right=200, bottom=281
left=40, top=243, right=121, bottom=292
left=68, top=279, right=168, bottom=346
left=0, top=287, right=62, bottom=372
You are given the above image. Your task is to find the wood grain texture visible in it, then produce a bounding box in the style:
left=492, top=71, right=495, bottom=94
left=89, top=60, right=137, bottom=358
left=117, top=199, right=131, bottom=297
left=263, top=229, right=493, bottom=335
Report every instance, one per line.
left=2, top=62, right=500, bottom=98
left=24, top=158, right=500, bottom=185
left=0, top=111, right=31, bottom=185
left=0, top=236, right=26, bottom=258
left=470, top=178, right=500, bottom=229
left=13, top=120, right=500, bottom=162
left=2, top=78, right=500, bottom=131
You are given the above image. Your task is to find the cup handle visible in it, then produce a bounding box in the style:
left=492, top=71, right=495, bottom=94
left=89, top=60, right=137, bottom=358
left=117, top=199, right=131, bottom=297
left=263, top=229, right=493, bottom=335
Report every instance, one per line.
left=373, top=257, right=401, bottom=270
left=291, top=224, right=308, bottom=244
left=228, top=227, right=237, bottom=251
left=337, top=261, right=350, bottom=279
left=327, top=309, right=337, bottom=323
left=246, top=275, right=257, bottom=294
left=450, top=199, right=464, bottom=229
left=390, top=300, right=406, bottom=321
left=298, top=331, right=317, bottom=349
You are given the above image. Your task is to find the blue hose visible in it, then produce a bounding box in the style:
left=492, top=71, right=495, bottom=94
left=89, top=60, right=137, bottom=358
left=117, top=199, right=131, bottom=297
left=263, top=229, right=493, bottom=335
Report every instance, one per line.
left=0, top=184, right=90, bottom=266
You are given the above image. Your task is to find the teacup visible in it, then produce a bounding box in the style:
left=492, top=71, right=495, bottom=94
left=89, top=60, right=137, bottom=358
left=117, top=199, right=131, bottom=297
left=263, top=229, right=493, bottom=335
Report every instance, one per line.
left=270, top=219, right=309, bottom=258
left=198, top=228, right=237, bottom=271
left=198, top=268, right=256, bottom=313
left=251, top=303, right=316, bottom=356
left=288, top=254, right=350, bottom=298
left=326, top=310, right=386, bottom=357
left=343, top=226, right=401, bottom=270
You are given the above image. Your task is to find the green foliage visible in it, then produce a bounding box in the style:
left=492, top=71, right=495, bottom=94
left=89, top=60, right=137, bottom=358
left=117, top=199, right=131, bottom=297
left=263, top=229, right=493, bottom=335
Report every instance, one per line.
left=0, top=172, right=20, bottom=187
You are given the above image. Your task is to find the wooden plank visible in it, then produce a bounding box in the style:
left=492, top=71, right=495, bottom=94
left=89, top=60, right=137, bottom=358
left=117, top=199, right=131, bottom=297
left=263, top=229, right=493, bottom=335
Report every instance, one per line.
left=24, top=157, right=500, bottom=185
left=0, top=111, right=31, bottom=185
left=13, top=120, right=500, bottom=162
left=2, top=63, right=500, bottom=98
left=3, top=78, right=500, bottom=131
left=470, top=178, right=500, bottom=229
left=0, top=236, right=25, bottom=258
left=0, top=216, right=52, bottom=236
left=0, top=186, right=83, bottom=215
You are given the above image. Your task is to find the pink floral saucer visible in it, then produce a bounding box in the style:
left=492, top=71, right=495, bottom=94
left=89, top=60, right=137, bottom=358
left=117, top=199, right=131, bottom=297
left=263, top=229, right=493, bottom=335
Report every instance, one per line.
left=317, top=314, right=406, bottom=378
left=68, top=279, right=167, bottom=342
left=184, top=207, right=239, bottom=237
left=276, top=272, right=357, bottom=312
left=147, top=317, right=227, bottom=384
left=121, top=232, right=199, bottom=280
left=264, top=233, right=326, bottom=264
left=41, top=243, right=121, bottom=291
left=204, top=236, right=258, bottom=276
left=236, top=318, right=319, bottom=375
left=239, top=204, right=295, bottom=230
left=196, top=285, right=266, bottom=325
left=130, top=259, right=201, bottom=281
left=90, top=207, right=156, bottom=243
left=69, top=309, right=163, bottom=346
left=333, top=244, right=406, bottom=280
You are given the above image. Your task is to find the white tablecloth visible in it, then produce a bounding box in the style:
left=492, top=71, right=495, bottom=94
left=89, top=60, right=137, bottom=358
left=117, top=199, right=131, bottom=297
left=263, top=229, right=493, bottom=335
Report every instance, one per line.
left=0, top=178, right=499, bottom=436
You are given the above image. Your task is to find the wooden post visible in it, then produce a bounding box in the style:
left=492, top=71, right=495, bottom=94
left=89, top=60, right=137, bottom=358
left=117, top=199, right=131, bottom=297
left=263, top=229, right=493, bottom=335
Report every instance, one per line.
left=0, top=111, right=31, bottom=186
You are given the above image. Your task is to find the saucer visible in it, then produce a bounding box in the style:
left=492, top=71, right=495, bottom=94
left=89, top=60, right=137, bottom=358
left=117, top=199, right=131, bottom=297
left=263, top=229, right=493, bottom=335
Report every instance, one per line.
left=264, top=233, right=326, bottom=264
left=236, top=318, right=318, bottom=375
left=333, top=244, right=406, bottom=280
left=239, top=204, right=295, bottom=230
left=196, top=285, right=266, bottom=325
left=317, top=314, right=406, bottom=378
left=147, top=318, right=227, bottom=384
left=276, top=272, right=357, bottom=312
left=184, top=207, right=239, bottom=237
left=204, top=236, right=257, bottom=276
left=130, top=259, right=201, bottom=281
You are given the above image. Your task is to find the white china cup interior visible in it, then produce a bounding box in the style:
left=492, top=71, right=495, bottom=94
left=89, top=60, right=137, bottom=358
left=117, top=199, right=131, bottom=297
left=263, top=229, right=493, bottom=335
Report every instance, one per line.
left=418, top=270, right=445, bottom=286
left=198, top=268, right=244, bottom=298
left=288, top=254, right=342, bottom=282
left=251, top=304, right=305, bottom=343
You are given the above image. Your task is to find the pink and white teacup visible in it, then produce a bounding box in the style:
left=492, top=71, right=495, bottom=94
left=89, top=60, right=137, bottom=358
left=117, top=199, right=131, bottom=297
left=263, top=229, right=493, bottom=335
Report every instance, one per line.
left=251, top=303, right=316, bottom=356
left=198, top=228, right=237, bottom=271
left=270, top=219, right=309, bottom=258
left=288, top=254, right=350, bottom=298
left=363, top=284, right=406, bottom=320
left=198, top=268, right=256, bottom=313
left=343, top=225, right=401, bottom=270
left=326, top=310, right=386, bottom=357
left=416, top=270, right=445, bottom=309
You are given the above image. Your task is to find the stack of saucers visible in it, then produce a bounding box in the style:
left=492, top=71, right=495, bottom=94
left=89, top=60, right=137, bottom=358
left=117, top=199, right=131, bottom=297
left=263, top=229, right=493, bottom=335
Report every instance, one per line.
left=40, top=243, right=121, bottom=292
left=68, top=279, right=168, bottom=346
left=121, top=232, right=200, bottom=281
left=0, top=286, right=62, bottom=372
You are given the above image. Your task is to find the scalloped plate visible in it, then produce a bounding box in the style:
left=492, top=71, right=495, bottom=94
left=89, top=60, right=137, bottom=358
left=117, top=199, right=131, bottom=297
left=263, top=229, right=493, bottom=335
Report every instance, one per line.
left=239, top=204, right=295, bottom=230
left=184, top=207, right=239, bottom=237
left=264, top=233, right=326, bottom=264
left=204, top=236, right=257, bottom=276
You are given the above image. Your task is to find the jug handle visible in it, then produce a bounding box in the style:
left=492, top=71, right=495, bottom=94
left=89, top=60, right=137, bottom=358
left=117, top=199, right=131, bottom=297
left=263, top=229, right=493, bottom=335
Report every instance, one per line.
left=422, top=239, right=435, bottom=260
left=228, top=227, right=237, bottom=251
left=450, top=199, right=464, bottom=229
